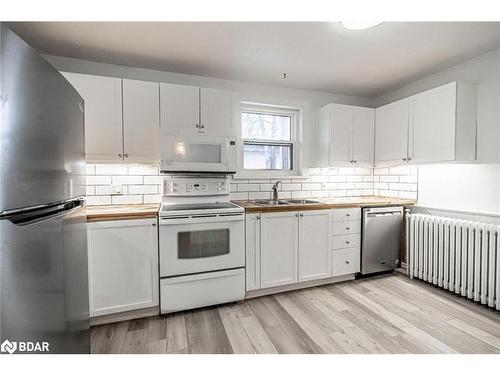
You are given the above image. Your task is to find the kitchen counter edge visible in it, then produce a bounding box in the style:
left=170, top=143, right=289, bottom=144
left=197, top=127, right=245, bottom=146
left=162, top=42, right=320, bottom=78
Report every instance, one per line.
left=86, top=204, right=160, bottom=222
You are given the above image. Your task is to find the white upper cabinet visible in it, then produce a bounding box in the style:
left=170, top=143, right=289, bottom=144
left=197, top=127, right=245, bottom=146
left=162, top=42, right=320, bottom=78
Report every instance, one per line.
left=160, top=83, right=200, bottom=133
left=318, top=103, right=374, bottom=167
left=62, top=72, right=123, bottom=161
left=122, top=79, right=160, bottom=163
left=160, top=83, right=233, bottom=136
left=352, top=106, right=375, bottom=164
left=329, top=104, right=352, bottom=163
left=375, top=98, right=409, bottom=164
left=200, top=88, right=233, bottom=136
left=409, top=81, right=477, bottom=163
left=375, top=81, right=476, bottom=166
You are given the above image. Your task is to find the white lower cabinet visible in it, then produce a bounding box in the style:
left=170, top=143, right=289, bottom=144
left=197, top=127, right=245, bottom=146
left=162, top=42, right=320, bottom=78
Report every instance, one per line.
left=245, top=213, right=261, bottom=291
left=331, top=208, right=361, bottom=277
left=245, top=209, right=333, bottom=291
left=298, top=210, right=332, bottom=282
left=87, top=218, right=159, bottom=317
left=260, top=211, right=298, bottom=288
left=332, top=248, right=360, bottom=276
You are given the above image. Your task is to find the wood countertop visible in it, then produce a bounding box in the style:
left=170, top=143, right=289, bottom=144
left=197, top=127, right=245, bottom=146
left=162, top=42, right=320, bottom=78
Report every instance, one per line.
left=232, top=196, right=415, bottom=213
left=86, top=204, right=160, bottom=222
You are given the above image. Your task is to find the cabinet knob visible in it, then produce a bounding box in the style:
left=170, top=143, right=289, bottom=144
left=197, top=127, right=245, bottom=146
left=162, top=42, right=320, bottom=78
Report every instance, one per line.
left=295, top=213, right=299, bottom=217
left=118, top=153, right=123, bottom=158
left=124, top=153, right=129, bottom=158
left=353, top=160, right=357, bottom=164
left=346, top=227, right=350, bottom=231
left=346, top=213, right=350, bottom=217
left=345, top=260, right=350, bottom=264
left=256, top=215, right=261, bottom=220
left=402, top=157, right=407, bottom=161
left=346, top=241, right=350, bottom=245
left=407, top=157, right=412, bottom=162
left=299, top=213, right=304, bottom=217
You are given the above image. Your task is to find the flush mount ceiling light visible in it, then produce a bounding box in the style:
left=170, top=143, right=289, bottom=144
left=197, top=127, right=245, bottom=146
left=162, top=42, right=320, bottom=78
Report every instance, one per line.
left=340, top=21, right=383, bottom=30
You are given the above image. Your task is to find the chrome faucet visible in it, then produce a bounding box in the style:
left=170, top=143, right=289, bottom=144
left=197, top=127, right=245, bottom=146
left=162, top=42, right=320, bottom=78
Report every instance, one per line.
left=272, top=181, right=282, bottom=201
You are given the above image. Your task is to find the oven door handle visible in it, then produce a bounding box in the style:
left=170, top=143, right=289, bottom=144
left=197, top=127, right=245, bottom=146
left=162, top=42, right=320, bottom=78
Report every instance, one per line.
left=160, top=214, right=244, bottom=225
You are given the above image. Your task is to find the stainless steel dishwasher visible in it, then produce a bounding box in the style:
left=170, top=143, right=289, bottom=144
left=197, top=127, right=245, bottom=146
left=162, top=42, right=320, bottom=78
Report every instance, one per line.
left=361, top=206, right=403, bottom=275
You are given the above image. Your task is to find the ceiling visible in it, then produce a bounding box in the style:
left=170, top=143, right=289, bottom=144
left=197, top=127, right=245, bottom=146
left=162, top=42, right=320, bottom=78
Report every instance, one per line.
left=8, top=22, right=500, bottom=98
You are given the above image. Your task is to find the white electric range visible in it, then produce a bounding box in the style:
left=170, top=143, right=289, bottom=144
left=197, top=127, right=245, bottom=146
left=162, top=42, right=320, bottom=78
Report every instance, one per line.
left=158, top=175, right=245, bottom=314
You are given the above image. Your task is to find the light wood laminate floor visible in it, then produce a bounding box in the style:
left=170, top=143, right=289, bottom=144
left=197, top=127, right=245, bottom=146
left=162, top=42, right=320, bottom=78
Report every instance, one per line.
left=90, top=274, right=500, bottom=354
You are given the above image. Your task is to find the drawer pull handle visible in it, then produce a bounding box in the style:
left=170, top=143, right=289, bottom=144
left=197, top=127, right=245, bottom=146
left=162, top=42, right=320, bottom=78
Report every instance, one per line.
left=346, top=227, right=350, bottom=230
left=346, top=213, right=350, bottom=217
left=345, top=260, right=350, bottom=264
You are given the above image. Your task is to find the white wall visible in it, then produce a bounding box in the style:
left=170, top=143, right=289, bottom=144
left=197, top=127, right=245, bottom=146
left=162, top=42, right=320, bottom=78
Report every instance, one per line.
left=373, top=47, right=500, bottom=215
left=417, top=164, right=500, bottom=215
left=44, top=55, right=373, bottom=171
left=374, top=47, right=500, bottom=163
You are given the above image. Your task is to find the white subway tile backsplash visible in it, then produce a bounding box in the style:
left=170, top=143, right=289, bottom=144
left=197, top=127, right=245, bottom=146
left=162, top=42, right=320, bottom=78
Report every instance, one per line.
left=85, top=164, right=418, bottom=206
left=86, top=175, right=112, bottom=185
left=281, top=183, right=301, bottom=191
left=112, top=195, right=143, bottom=205
left=237, top=183, right=259, bottom=192
left=128, top=165, right=159, bottom=176
left=248, top=192, right=271, bottom=199
left=112, top=175, right=143, bottom=185
left=128, top=185, right=158, bottom=195
left=86, top=195, right=111, bottom=206
left=96, top=164, right=128, bottom=175
left=230, top=192, right=249, bottom=200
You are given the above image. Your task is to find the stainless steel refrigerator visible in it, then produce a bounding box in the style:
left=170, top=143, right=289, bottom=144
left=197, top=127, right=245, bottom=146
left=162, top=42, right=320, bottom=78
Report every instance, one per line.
left=0, top=24, right=90, bottom=353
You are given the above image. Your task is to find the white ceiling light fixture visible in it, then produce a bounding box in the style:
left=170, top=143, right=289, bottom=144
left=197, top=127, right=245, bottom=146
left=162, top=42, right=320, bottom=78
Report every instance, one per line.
left=340, top=21, right=383, bottom=31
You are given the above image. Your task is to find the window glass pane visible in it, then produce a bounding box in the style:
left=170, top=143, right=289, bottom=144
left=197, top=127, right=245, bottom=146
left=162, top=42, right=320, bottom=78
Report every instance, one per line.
left=177, top=229, right=230, bottom=259
left=242, top=112, right=291, bottom=141
left=243, top=143, right=292, bottom=170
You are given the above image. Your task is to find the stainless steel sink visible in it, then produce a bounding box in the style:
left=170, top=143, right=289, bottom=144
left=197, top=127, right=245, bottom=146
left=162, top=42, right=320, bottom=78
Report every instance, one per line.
left=283, top=199, right=322, bottom=205
left=253, top=199, right=289, bottom=206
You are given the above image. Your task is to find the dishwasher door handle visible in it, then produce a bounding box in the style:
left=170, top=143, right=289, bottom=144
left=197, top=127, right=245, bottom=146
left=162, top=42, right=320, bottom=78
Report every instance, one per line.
left=367, top=211, right=401, bottom=217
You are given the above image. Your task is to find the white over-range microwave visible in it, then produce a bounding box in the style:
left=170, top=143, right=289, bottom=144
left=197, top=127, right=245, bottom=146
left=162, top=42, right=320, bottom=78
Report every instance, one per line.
left=161, top=135, right=237, bottom=173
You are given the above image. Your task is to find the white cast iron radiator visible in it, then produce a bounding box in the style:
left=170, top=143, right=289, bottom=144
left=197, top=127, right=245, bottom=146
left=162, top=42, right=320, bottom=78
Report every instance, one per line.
left=406, top=213, right=500, bottom=311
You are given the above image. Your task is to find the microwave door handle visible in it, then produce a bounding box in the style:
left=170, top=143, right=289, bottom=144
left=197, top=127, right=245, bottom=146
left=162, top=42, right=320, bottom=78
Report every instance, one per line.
left=160, top=214, right=244, bottom=225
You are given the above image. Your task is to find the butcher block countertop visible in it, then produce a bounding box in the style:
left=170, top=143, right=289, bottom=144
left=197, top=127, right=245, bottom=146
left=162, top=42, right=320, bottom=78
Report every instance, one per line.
left=86, top=204, right=160, bottom=222
left=233, top=196, right=415, bottom=213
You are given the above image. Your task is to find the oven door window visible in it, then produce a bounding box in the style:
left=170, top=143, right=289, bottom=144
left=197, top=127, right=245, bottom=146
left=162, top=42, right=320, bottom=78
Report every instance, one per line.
left=177, top=229, right=230, bottom=259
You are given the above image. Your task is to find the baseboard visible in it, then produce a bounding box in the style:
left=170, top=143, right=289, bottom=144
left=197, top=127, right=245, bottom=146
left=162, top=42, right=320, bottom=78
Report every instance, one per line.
left=90, top=306, right=159, bottom=326
left=245, top=274, right=355, bottom=299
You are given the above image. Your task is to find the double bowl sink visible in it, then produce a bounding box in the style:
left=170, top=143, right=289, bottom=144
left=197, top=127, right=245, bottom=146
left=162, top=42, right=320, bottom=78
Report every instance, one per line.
left=253, top=199, right=322, bottom=206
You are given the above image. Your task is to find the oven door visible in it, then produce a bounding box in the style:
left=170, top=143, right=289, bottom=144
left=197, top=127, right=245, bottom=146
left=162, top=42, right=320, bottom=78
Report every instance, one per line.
left=160, top=136, right=236, bottom=173
left=159, top=212, right=245, bottom=277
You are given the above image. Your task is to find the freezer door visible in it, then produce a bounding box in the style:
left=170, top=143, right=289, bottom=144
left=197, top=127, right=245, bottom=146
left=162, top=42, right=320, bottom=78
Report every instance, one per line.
left=0, top=24, right=85, bottom=213
left=0, top=199, right=90, bottom=353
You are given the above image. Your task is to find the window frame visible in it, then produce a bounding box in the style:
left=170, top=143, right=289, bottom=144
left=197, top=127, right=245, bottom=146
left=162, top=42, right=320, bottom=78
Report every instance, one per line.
left=239, top=104, right=299, bottom=177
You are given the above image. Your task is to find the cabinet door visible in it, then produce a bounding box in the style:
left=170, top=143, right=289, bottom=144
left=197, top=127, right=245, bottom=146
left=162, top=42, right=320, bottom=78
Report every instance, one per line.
left=410, top=82, right=457, bottom=163
left=62, top=72, right=123, bottom=161
left=316, top=105, right=331, bottom=167
left=298, top=210, right=332, bottom=282
left=329, top=104, right=352, bottom=164
left=200, top=88, right=233, bottom=136
left=245, top=213, right=261, bottom=291
left=87, top=218, right=159, bottom=317
left=122, top=79, right=160, bottom=163
left=352, top=107, right=375, bottom=164
left=260, top=212, right=298, bottom=288
left=160, top=83, right=200, bottom=134
left=375, top=98, right=409, bottom=164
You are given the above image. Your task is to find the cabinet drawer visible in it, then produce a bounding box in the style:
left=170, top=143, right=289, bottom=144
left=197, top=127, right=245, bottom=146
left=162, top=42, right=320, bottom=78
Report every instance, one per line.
left=160, top=268, right=245, bottom=314
left=332, top=208, right=361, bottom=222
left=332, top=248, right=360, bottom=276
left=332, top=233, right=360, bottom=250
left=332, top=220, right=360, bottom=235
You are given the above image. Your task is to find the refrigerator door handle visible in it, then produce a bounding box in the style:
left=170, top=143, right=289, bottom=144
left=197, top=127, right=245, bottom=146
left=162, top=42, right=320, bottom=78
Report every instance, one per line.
left=2, top=198, right=84, bottom=226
